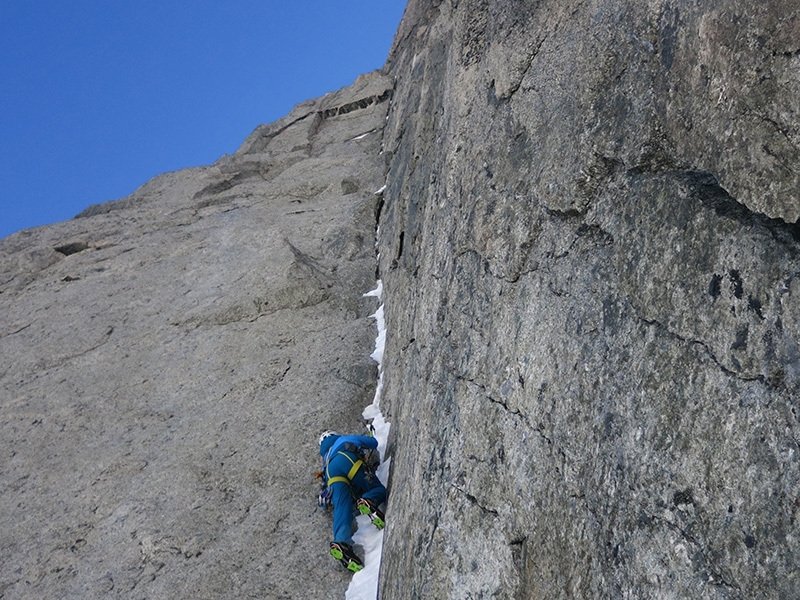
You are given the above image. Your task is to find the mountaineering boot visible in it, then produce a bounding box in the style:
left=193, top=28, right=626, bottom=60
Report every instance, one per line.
left=330, top=542, right=363, bottom=573
left=357, top=498, right=385, bottom=530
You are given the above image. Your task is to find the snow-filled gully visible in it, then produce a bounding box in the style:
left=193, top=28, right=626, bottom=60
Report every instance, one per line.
left=344, top=279, right=390, bottom=600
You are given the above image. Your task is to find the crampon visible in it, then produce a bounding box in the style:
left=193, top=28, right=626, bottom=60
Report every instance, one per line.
left=357, top=498, right=385, bottom=530
left=330, top=542, right=363, bottom=573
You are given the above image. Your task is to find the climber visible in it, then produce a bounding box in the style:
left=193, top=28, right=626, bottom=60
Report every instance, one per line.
left=317, top=430, right=387, bottom=573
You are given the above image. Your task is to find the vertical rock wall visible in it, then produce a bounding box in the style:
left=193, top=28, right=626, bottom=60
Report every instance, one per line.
left=377, top=1, right=800, bottom=598
left=3, top=2, right=800, bottom=598
left=0, top=73, right=392, bottom=599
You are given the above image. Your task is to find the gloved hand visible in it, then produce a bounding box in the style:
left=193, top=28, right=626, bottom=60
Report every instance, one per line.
left=318, top=486, right=333, bottom=509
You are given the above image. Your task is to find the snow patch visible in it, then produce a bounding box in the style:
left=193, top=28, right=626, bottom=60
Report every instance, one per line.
left=349, top=129, right=376, bottom=141
left=346, top=281, right=390, bottom=600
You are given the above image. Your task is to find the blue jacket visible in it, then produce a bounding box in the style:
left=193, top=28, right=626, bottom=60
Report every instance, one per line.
left=320, top=434, right=377, bottom=485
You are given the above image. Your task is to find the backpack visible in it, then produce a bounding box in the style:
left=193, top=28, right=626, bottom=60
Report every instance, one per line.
left=340, top=441, right=380, bottom=475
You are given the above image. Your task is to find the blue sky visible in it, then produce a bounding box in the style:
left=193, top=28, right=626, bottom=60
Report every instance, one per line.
left=0, top=2, right=407, bottom=240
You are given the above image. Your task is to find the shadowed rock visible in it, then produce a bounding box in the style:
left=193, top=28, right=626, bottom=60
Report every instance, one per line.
left=376, top=1, right=800, bottom=598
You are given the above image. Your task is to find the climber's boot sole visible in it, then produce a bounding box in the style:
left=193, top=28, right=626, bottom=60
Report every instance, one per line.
left=358, top=500, right=385, bottom=530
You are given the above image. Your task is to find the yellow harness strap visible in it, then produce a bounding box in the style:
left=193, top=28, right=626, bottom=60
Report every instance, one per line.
left=347, top=459, right=363, bottom=480
left=326, top=451, right=363, bottom=486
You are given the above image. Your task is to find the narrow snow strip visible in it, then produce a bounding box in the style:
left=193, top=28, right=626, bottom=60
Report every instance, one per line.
left=364, top=279, right=383, bottom=301
left=373, top=184, right=387, bottom=195
left=346, top=281, right=390, bottom=600
left=349, top=129, right=376, bottom=141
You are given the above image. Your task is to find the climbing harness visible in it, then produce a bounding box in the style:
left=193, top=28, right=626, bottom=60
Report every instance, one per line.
left=325, top=449, right=363, bottom=486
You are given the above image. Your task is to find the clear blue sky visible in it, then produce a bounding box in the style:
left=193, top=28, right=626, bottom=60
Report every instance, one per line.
left=0, top=2, right=407, bottom=240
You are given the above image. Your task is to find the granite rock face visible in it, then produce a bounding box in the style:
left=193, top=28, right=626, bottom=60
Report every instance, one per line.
left=3, top=1, right=800, bottom=598
left=376, top=1, right=800, bottom=598
left=0, top=72, right=392, bottom=600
